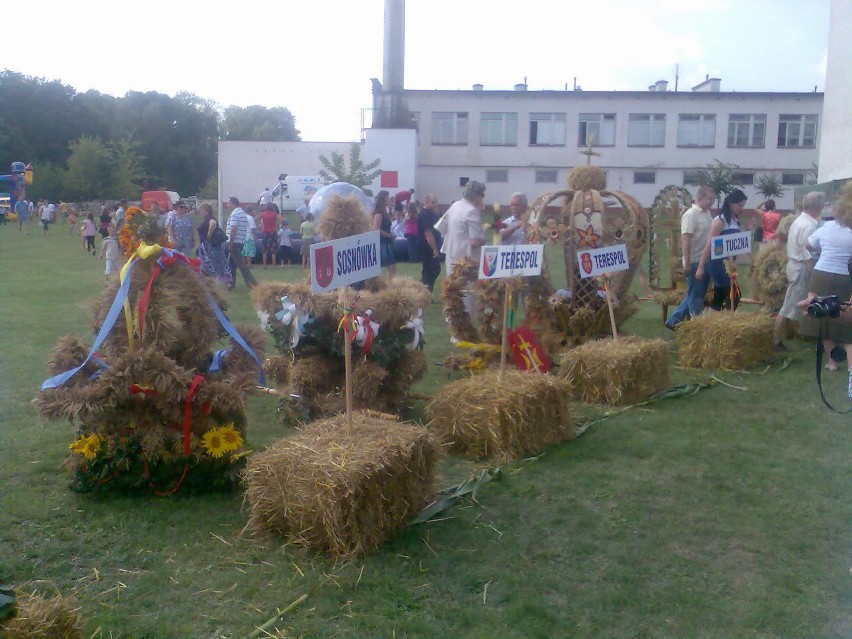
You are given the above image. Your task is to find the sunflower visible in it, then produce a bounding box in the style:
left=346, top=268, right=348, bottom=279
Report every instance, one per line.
left=201, top=429, right=227, bottom=458
left=218, top=423, right=244, bottom=452
left=69, top=434, right=104, bottom=461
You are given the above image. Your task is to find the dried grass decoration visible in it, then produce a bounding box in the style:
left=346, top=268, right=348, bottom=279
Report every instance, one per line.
left=425, top=370, right=573, bottom=461
left=524, top=163, right=649, bottom=345
left=751, top=241, right=788, bottom=311
left=243, top=413, right=439, bottom=557
left=647, top=185, right=694, bottom=291
left=559, top=336, right=670, bottom=405
left=35, top=230, right=266, bottom=495
left=0, top=588, right=83, bottom=639
left=675, top=312, right=774, bottom=370
left=251, top=275, right=430, bottom=420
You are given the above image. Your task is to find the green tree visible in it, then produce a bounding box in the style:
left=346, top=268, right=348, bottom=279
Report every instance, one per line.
left=108, top=135, right=146, bottom=199
left=198, top=173, right=218, bottom=200
left=697, top=159, right=743, bottom=208
left=221, top=105, right=300, bottom=142
left=318, top=143, right=381, bottom=193
left=26, top=160, right=69, bottom=202
left=754, top=173, right=786, bottom=200
left=64, top=135, right=112, bottom=200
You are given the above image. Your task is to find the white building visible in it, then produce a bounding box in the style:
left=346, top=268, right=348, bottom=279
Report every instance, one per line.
left=403, top=81, right=822, bottom=210
left=817, top=0, right=851, bottom=183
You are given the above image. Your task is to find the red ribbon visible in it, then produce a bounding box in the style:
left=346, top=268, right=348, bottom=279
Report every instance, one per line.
left=358, top=315, right=375, bottom=354
left=137, top=251, right=201, bottom=341
left=128, top=384, right=158, bottom=396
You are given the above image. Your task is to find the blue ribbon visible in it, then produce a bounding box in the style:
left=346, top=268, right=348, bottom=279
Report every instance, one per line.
left=209, top=296, right=266, bottom=386
left=208, top=348, right=231, bottom=374
left=41, top=258, right=139, bottom=390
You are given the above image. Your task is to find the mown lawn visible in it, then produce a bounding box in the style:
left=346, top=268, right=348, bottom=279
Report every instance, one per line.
left=1, top=221, right=849, bottom=639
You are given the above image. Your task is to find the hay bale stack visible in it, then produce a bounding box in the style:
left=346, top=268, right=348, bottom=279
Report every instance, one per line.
left=558, top=336, right=670, bottom=405
left=425, top=370, right=573, bottom=461
left=0, top=590, right=82, bottom=638
left=243, top=414, right=439, bottom=557
left=651, top=289, right=684, bottom=307
left=676, top=312, right=774, bottom=369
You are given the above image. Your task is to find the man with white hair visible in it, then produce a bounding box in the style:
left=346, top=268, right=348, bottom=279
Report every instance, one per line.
left=500, top=192, right=528, bottom=245
left=773, top=191, right=824, bottom=350
left=437, top=180, right=486, bottom=274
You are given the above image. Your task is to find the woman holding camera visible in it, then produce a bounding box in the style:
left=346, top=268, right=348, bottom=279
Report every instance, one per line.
left=799, top=195, right=852, bottom=372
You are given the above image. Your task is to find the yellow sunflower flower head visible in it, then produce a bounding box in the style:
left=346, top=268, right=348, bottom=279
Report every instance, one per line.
left=202, top=429, right=227, bottom=458
left=218, top=423, right=244, bottom=452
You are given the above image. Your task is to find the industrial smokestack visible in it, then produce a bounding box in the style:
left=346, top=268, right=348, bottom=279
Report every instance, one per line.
left=383, top=0, right=405, bottom=92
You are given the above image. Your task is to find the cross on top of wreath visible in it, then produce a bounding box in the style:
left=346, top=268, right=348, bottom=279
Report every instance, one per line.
left=580, top=137, right=601, bottom=166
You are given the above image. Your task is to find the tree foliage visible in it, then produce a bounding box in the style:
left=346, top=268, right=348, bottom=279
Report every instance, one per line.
left=318, top=143, right=381, bottom=193
left=697, top=160, right=743, bottom=208
left=0, top=71, right=302, bottom=200
left=754, top=174, right=786, bottom=199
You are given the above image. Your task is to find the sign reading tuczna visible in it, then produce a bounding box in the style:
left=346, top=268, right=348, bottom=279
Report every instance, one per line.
left=310, top=230, right=382, bottom=294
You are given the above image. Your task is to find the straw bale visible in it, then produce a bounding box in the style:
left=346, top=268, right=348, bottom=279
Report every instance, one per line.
left=568, top=165, right=607, bottom=191
left=316, top=194, right=371, bottom=241
left=425, top=370, right=573, bottom=461
left=381, top=351, right=428, bottom=409
left=559, top=336, right=670, bottom=405
left=243, top=414, right=439, bottom=556
left=0, top=590, right=82, bottom=639
left=751, top=242, right=788, bottom=310
left=676, top=312, right=774, bottom=369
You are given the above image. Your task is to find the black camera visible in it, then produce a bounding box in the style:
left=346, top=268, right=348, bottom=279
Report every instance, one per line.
left=807, top=294, right=844, bottom=319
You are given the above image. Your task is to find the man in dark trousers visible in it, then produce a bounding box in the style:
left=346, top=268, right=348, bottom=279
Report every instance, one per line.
left=418, top=193, right=442, bottom=294
left=224, top=196, right=258, bottom=289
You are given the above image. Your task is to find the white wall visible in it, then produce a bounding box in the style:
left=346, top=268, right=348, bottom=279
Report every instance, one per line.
left=363, top=128, right=417, bottom=196
left=406, top=89, right=822, bottom=210
left=817, top=0, right=852, bottom=183
left=217, top=141, right=350, bottom=205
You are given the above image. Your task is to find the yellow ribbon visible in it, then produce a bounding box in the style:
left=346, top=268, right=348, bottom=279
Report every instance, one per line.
left=453, top=341, right=503, bottom=353
left=119, top=242, right=163, bottom=351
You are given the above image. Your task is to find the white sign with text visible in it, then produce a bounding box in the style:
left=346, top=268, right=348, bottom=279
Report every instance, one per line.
left=310, top=230, right=381, bottom=294
left=710, top=231, right=751, bottom=260
left=478, top=244, right=545, bottom=280
left=577, top=244, right=630, bottom=278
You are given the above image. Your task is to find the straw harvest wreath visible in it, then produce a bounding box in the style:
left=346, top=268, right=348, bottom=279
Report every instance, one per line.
left=251, top=193, right=432, bottom=420
left=442, top=164, right=650, bottom=358
left=35, top=210, right=266, bottom=495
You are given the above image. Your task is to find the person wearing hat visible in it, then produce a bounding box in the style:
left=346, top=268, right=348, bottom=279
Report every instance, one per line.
left=165, top=200, right=195, bottom=256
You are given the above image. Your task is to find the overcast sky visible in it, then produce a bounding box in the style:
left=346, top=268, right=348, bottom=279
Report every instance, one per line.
left=4, top=0, right=830, bottom=142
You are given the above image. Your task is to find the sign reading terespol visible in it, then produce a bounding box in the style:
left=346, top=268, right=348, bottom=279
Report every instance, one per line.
left=710, top=231, right=751, bottom=260
left=478, top=244, right=545, bottom=280
left=310, top=230, right=381, bottom=294
left=577, top=244, right=630, bottom=278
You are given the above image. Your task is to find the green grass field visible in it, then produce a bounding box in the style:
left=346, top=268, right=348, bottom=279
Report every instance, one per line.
left=1, top=219, right=850, bottom=639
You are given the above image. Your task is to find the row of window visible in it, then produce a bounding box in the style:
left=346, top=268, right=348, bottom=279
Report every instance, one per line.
left=482, top=168, right=809, bottom=186
left=427, top=111, right=819, bottom=149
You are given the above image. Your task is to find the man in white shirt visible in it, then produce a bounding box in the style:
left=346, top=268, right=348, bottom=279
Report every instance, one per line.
left=258, top=187, right=273, bottom=207
left=225, top=196, right=257, bottom=289
left=437, top=180, right=486, bottom=274
left=773, top=192, right=824, bottom=349
left=499, top=192, right=528, bottom=245
left=665, top=185, right=715, bottom=330
left=114, top=199, right=127, bottom=231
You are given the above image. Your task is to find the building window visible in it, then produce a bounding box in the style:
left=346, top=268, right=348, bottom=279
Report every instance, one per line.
left=633, top=171, right=656, bottom=184
left=535, top=170, right=558, bottom=183
left=431, top=112, right=468, bottom=145
left=732, top=172, right=754, bottom=185
left=677, top=114, right=716, bottom=147
left=782, top=172, right=805, bottom=186
left=778, top=114, right=818, bottom=148
left=727, top=114, right=766, bottom=148
left=628, top=114, right=666, bottom=147
left=480, top=112, right=517, bottom=146
left=529, top=113, right=566, bottom=146
left=485, top=169, right=509, bottom=183
left=411, top=111, right=420, bottom=144
left=578, top=113, right=616, bottom=146
left=683, top=170, right=703, bottom=186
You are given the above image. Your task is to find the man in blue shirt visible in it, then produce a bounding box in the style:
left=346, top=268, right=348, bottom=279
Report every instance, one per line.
left=15, top=199, right=30, bottom=233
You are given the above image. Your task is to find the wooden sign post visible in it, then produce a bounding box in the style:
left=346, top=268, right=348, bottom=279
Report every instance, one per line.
left=478, top=243, right=545, bottom=377
left=310, top=230, right=382, bottom=432
left=577, top=244, right=631, bottom=340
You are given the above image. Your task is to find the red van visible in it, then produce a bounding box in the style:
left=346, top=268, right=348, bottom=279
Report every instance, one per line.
left=141, top=190, right=180, bottom=211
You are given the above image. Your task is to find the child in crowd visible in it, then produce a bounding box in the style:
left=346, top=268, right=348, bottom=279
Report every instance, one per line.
left=278, top=219, right=293, bottom=267
left=100, top=226, right=120, bottom=280
left=82, top=213, right=97, bottom=254
left=300, top=213, right=315, bottom=269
